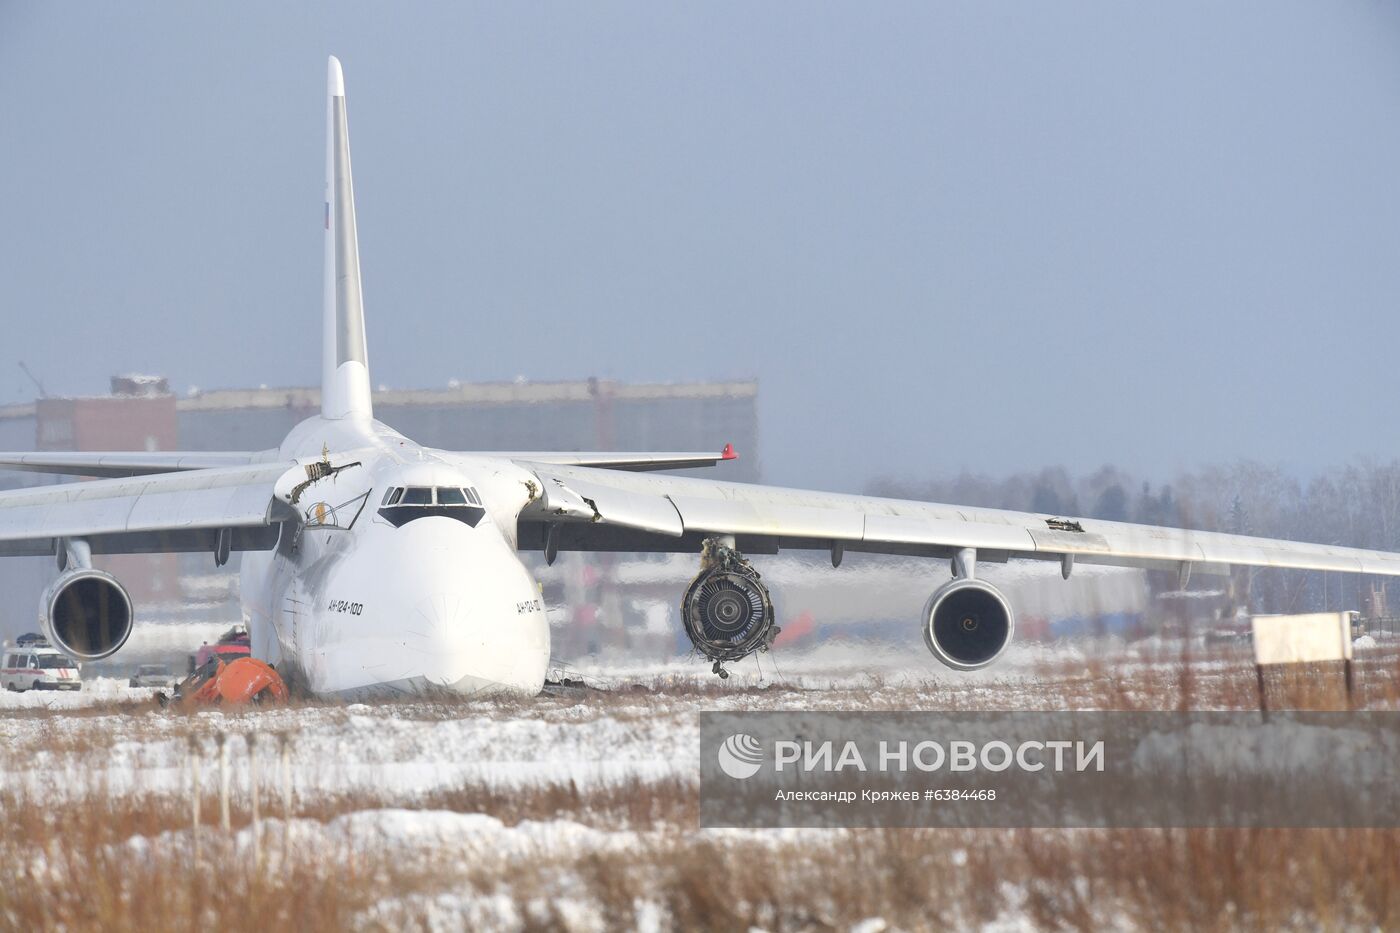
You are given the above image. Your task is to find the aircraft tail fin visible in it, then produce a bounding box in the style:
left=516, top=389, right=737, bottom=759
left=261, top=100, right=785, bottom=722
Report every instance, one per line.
left=321, top=56, right=373, bottom=420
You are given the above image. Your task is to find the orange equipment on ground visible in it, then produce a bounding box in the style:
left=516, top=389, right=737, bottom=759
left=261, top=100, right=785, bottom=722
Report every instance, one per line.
left=159, top=657, right=288, bottom=707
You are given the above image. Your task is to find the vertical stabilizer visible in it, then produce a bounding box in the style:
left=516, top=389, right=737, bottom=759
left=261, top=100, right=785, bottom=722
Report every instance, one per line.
left=322, top=56, right=373, bottom=420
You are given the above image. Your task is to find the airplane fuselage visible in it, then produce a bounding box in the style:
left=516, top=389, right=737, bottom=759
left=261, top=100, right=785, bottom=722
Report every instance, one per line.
left=239, top=415, right=551, bottom=697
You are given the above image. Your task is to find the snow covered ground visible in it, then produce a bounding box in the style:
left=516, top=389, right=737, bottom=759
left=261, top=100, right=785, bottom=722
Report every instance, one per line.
left=0, top=635, right=1364, bottom=804
left=2, top=641, right=1393, bottom=931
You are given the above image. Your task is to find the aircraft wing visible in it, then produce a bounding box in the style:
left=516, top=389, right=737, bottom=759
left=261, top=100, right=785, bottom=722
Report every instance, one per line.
left=0, top=451, right=262, bottom=478
left=446, top=445, right=738, bottom=473
left=0, top=461, right=301, bottom=557
left=515, top=461, right=1400, bottom=576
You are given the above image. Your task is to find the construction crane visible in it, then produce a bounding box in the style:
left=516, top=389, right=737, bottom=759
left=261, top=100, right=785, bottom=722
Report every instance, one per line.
left=18, top=361, right=47, bottom=399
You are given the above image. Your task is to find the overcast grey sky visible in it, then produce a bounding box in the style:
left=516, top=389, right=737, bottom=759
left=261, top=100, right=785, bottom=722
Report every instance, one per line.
left=2, top=2, right=1400, bottom=491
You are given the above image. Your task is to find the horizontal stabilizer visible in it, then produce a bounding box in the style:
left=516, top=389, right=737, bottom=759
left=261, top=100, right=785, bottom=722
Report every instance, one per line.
left=483, top=446, right=739, bottom=473
left=0, top=452, right=260, bottom=478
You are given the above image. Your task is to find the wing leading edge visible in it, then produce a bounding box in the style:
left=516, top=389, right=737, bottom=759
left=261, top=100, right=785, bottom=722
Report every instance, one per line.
left=515, top=461, right=1400, bottom=576
left=0, top=461, right=301, bottom=557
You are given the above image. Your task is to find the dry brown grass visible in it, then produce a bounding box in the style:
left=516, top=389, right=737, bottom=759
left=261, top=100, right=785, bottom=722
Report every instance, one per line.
left=6, top=645, right=1400, bottom=930
left=379, top=825, right=1400, bottom=931
left=291, top=774, right=699, bottom=830
left=0, top=794, right=377, bottom=932
left=8, top=794, right=1400, bottom=932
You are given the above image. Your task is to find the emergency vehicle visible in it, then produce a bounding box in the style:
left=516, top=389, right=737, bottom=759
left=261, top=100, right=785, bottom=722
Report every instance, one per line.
left=2, top=634, right=81, bottom=692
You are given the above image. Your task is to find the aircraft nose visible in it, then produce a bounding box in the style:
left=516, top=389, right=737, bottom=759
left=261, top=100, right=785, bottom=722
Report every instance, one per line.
left=310, top=518, right=551, bottom=697
left=409, top=585, right=550, bottom=696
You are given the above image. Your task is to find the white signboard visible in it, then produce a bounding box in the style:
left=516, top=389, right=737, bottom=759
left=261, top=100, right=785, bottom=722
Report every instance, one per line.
left=1252, top=613, right=1354, bottom=666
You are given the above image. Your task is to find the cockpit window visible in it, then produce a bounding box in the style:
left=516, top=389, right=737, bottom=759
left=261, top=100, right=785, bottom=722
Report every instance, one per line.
left=436, top=487, right=467, bottom=506
left=376, top=485, right=484, bottom=527
left=400, top=487, right=433, bottom=506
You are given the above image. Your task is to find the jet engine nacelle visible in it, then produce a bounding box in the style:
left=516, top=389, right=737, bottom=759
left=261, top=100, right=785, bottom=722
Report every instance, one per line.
left=922, top=577, right=1014, bottom=670
left=681, top=540, right=777, bottom=668
left=40, top=569, right=133, bottom=661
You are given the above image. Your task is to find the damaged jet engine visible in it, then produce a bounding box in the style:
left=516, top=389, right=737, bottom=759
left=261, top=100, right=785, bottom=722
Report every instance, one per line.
left=681, top=537, right=779, bottom=678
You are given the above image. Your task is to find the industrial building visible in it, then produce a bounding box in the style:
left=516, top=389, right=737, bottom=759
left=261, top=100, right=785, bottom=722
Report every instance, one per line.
left=0, top=376, right=761, bottom=472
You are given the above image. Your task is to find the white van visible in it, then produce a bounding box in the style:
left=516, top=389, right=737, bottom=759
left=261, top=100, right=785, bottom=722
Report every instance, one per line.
left=2, top=637, right=82, bottom=692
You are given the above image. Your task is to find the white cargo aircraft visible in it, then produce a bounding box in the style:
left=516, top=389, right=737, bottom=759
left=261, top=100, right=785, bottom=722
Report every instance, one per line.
left=2, top=58, right=1398, bottom=697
